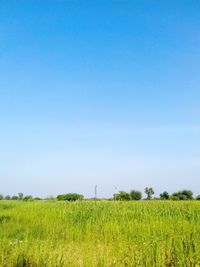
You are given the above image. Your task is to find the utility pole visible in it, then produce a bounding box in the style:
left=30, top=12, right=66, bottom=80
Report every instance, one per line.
left=95, top=185, right=97, bottom=199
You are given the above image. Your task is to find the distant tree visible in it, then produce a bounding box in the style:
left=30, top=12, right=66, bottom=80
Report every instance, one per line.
left=130, top=190, right=142, bottom=200
left=196, top=195, right=200, bottom=200
left=23, top=195, right=33, bottom=201
left=18, top=193, right=24, bottom=200
left=11, top=195, right=19, bottom=200
left=57, top=193, right=84, bottom=201
left=0, top=194, right=3, bottom=200
left=114, top=191, right=131, bottom=201
left=182, top=190, right=193, bottom=200
left=145, top=187, right=155, bottom=199
left=172, top=192, right=186, bottom=200
left=5, top=195, right=11, bottom=200
left=172, top=190, right=193, bottom=200
left=160, top=191, right=169, bottom=200
left=170, top=195, right=179, bottom=201
left=44, top=195, right=55, bottom=200
left=34, top=197, right=42, bottom=200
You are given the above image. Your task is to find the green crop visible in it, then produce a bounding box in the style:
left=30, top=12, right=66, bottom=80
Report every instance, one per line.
left=0, top=200, right=200, bottom=266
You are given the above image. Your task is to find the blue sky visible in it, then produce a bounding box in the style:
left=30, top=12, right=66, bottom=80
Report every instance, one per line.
left=0, top=0, right=200, bottom=198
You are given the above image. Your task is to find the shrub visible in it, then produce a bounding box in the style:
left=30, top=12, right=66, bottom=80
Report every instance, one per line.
left=11, top=196, right=19, bottom=200
left=44, top=196, right=56, bottom=200
left=170, top=195, right=179, bottom=201
left=34, top=197, right=42, bottom=200
left=23, top=195, right=33, bottom=201
left=130, top=190, right=142, bottom=200
left=196, top=195, right=200, bottom=200
left=172, top=190, right=193, bottom=200
left=0, top=194, right=3, bottom=200
left=182, top=190, right=193, bottom=199
left=57, top=193, right=84, bottom=201
left=114, top=191, right=131, bottom=201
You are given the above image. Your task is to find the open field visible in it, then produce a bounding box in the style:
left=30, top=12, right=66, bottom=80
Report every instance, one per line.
left=0, top=201, right=200, bottom=267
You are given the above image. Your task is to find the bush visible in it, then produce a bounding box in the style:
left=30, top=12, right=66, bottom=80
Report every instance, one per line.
left=57, top=193, right=84, bottom=201
left=130, top=190, right=142, bottom=200
left=170, top=195, right=179, bottom=201
left=34, top=197, right=42, bottom=200
left=0, top=195, right=3, bottom=200
left=11, top=196, right=19, bottom=200
left=5, top=195, right=11, bottom=200
left=23, top=195, right=33, bottom=201
left=196, top=195, right=200, bottom=200
left=44, top=196, right=56, bottom=200
left=114, top=191, right=131, bottom=201
left=172, top=190, right=193, bottom=200
left=182, top=190, right=193, bottom=199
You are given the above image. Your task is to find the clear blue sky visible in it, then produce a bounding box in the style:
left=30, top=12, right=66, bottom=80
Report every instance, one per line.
left=0, top=0, right=200, bottom=198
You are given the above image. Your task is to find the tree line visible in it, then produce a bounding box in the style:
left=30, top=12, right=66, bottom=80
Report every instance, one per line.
left=0, top=189, right=200, bottom=201
left=114, top=188, right=200, bottom=201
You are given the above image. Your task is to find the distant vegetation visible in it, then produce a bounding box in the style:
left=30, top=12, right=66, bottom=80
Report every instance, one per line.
left=57, top=193, right=84, bottom=201
left=1, top=188, right=200, bottom=201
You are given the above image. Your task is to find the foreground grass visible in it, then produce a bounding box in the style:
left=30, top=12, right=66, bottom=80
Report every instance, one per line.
left=0, top=201, right=200, bottom=266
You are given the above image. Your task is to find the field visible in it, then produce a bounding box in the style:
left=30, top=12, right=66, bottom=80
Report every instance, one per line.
left=0, top=201, right=200, bottom=267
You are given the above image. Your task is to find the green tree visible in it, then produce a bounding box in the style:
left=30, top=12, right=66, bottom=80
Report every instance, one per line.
left=44, top=195, right=55, bottom=200
left=18, top=193, right=24, bottom=200
left=23, top=195, right=33, bottom=201
left=5, top=195, right=11, bottom=200
left=34, top=197, right=42, bottom=200
left=170, top=195, right=179, bottom=201
left=130, top=190, right=142, bottom=200
left=160, top=191, right=169, bottom=200
left=114, top=191, right=131, bottom=201
left=145, top=187, right=154, bottom=199
left=196, top=195, right=200, bottom=200
left=11, top=195, right=19, bottom=200
left=182, top=190, right=193, bottom=200
left=172, top=190, right=193, bottom=200
left=57, top=193, right=84, bottom=201
left=0, top=194, right=3, bottom=200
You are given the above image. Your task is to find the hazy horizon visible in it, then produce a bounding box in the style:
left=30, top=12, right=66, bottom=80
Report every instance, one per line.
left=0, top=1, right=200, bottom=198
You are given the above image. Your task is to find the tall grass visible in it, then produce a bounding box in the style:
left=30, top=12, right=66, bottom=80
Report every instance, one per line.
left=0, top=200, right=200, bottom=266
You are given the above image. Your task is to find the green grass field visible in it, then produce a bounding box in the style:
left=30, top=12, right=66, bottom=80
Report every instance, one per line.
left=0, top=200, right=200, bottom=267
